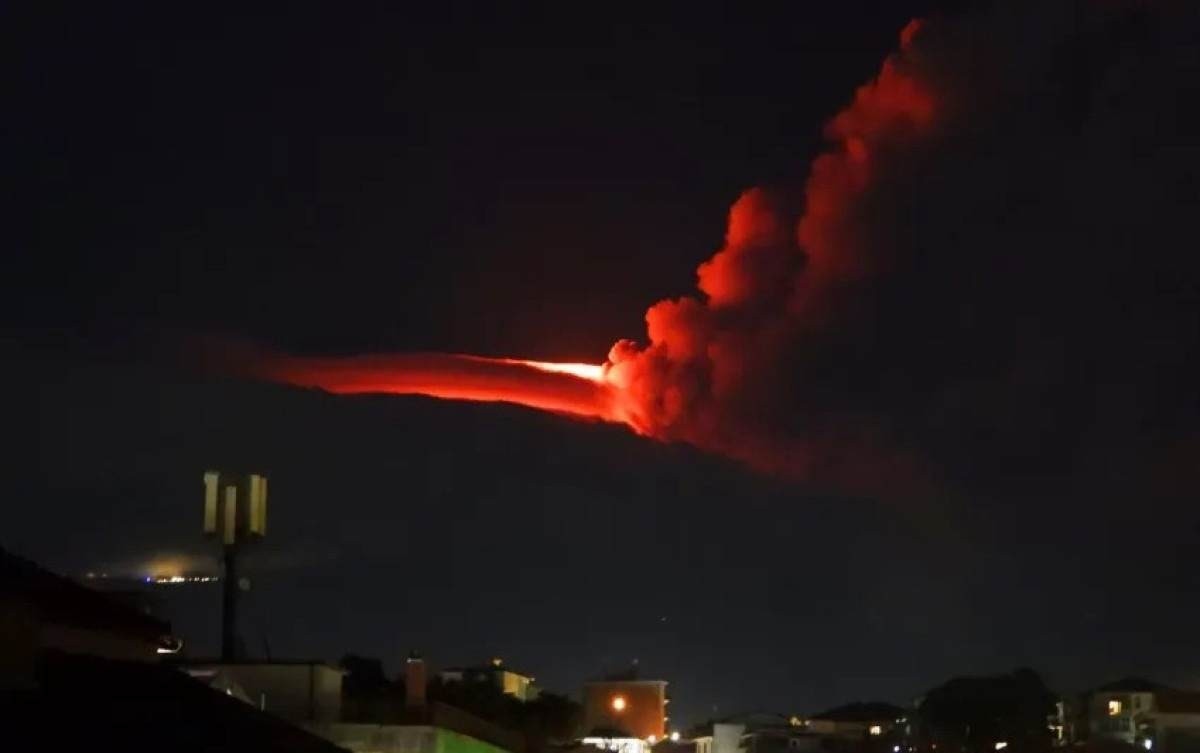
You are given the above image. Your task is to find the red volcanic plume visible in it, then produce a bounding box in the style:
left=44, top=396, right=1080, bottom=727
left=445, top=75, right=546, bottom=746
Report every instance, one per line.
left=258, top=20, right=936, bottom=487
left=595, top=19, right=936, bottom=481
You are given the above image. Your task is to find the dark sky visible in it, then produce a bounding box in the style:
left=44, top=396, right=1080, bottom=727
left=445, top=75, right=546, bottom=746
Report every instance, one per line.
left=7, top=0, right=1200, bottom=728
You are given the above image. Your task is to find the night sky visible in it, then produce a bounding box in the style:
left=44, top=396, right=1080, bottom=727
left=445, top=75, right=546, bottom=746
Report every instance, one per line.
left=7, top=0, right=1200, bottom=727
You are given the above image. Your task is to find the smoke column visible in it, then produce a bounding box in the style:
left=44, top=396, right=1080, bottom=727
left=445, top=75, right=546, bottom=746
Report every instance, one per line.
left=595, top=19, right=935, bottom=481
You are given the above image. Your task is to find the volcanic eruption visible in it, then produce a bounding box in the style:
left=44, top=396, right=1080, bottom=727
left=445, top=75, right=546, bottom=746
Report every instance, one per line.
left=256, top=19, right=936, bottom=482
left=259, top=1, right=1200, bottom=490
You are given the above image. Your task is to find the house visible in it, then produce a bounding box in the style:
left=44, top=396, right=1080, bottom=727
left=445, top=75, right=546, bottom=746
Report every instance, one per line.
left=297, top=652, right=525, bottom=753
left=807, top=702, right=907, bottom=740
left=176, top=659, right=347, bottom=721
left=172, top=647, right=527, bottom=753
left=1084, top=677, right=1200, bottom=752
left=691, top=712, right=823, bottom=753
left=440, top=658, right=539, bottom=701
left=582, top=673, right=669, bottom=741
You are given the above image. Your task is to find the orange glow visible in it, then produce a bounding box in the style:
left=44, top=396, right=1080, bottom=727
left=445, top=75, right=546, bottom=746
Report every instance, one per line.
left=612, top=695, right=627, bottom=712
left=495, top=358, right=606, bottom=382
left=139, top=553, right=215, bottom=579
left=260, top=352, right=626, bottom=425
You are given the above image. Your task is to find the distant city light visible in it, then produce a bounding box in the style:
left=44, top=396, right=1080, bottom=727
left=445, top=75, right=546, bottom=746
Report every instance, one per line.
left=869, top=726, right=882, bottom=736
left=1143, top=740, right=1153, bottom=750
left=670, top=733, right=681, bottom=742
left=146, top=574, right=219, bottom=584
left=611, top=695, right=627, bottom=712
left=995, top=743, right=1008, bottom=750
left=581, top=737, right=645, bottom=753
left=894, top=747, right=901, bottom=752
left=648, top=736, right=656, bottom=744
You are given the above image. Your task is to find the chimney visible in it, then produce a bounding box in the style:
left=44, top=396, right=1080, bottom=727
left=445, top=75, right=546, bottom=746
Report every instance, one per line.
left=405, top=650, right=427, bottom=710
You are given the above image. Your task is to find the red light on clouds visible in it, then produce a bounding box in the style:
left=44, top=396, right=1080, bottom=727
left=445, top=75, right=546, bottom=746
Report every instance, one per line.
left=251, top=19, right=937, bottom=489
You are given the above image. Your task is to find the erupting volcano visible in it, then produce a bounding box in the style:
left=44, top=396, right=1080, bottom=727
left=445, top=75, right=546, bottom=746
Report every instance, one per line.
left=257, top=18, right=937, bottom=481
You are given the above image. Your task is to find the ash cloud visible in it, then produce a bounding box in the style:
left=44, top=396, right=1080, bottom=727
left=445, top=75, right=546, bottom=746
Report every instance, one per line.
left=607, top=1, right=1200, bottom=494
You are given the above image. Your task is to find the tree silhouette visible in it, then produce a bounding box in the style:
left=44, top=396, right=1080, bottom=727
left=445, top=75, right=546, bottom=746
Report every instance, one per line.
left=915, top=668, right=1055, bottom=753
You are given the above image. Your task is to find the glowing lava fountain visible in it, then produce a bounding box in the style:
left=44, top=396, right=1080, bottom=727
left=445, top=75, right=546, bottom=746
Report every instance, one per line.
left=259, top=351, right=629, bottom=426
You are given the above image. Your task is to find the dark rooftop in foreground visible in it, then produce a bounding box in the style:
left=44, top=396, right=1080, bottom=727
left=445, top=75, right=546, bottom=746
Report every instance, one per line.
left=2, top=649, right=347, bottom=753
left=0, top=546, right=169, bottom=643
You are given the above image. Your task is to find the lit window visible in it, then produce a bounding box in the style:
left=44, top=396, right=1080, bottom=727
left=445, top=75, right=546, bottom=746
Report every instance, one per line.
left=612, top=695, right=627, bottom=712
left=869, top=726, right=882, bottom=736
left=1108, top=700, right=1122, bottom=716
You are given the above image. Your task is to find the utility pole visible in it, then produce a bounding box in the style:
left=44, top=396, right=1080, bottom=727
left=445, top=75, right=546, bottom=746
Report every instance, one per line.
left=202, top=470, right=268, bottom=661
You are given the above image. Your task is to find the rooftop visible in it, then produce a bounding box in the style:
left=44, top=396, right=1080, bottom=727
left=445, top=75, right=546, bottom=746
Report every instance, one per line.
left=2, top=649, right=347, bottom=752
left=1092, top=677, right=1170, bottom=694
left=173, top=658, right=346, bottom=671
left=810, top=702, right=906, bottom=722
left=441, top=661, right=535, bottom=679
left=0, top=545, right=170, bottom=644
